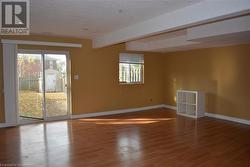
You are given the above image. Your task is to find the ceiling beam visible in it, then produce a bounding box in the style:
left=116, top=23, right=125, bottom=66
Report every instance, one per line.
left=93, top=0, right=250, bottom=48
left=126, top=35, right=199, bottom=52
left=126, top=15, right=250, bottom=53
left=187, top=15, right=250, bottom=41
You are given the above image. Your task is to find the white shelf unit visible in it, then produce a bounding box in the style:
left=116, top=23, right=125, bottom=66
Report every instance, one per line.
left=176, top=90, right=205, bottom=118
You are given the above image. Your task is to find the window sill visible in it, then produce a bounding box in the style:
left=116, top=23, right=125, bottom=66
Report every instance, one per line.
left=119, top=82, right=144, bottom=85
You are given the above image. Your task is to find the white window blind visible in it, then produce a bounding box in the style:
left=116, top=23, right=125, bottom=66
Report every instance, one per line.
left=119, top=53, right=144, bottom=64
left=119, top=53, right=144, bottom=84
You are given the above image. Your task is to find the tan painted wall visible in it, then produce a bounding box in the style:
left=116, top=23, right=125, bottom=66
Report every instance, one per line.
left=0, top=35, right=165, bottom=122
left=164, top=44, right=250, bottom=120
left=1, top=35, right=249, bottom=123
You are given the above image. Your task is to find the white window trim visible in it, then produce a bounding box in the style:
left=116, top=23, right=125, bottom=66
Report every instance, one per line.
left=119, top=53, right=144, bottom=85
left=1, top=39, right=82, bottom=48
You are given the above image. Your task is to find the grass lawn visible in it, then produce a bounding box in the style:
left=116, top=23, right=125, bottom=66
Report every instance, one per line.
left=19, top=90, right=67, bottom=118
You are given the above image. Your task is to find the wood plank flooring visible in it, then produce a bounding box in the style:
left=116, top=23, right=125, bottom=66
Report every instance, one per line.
left=0, top=108, right=250, bottom=167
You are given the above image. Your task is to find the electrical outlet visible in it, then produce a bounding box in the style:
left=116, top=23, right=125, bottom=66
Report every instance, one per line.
left=74, top=75, right=79, bottom=80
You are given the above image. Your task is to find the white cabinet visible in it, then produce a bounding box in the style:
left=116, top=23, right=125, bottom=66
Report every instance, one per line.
left=176, top=90, right=205, bottom=118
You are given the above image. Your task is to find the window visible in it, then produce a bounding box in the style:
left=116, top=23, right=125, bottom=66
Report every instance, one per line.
left=119, top=53, right=144, bottom=84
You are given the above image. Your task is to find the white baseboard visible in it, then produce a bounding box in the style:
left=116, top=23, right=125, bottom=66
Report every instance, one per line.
left=71, top=104, right=165, bottom=119
left=0, top=123, right=6, bottom=128
left=163, top=104, right=250, bottom=126
left=0, top=123, right=15, bottom=128
left=1, top=104, right=249, bottom=127
left=162, top=104, right=177, bottom=110
left=0, top=105, right=165, bottom=128
left=205, top=112, right=250, bottom=125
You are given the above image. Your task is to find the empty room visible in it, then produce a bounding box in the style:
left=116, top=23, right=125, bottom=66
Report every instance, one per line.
left=0, top=0, right=250, bottom=166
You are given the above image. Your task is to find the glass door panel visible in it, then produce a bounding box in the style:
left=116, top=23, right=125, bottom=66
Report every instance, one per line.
left=44, top=54, right=68, bottom=117
left=17, top=53, right=44, bottom=119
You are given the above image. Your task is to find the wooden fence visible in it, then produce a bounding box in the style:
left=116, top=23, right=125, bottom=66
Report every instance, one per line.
left=19, top=76, right=65, bottom=92
left=19, top=77, right=39, bottom=91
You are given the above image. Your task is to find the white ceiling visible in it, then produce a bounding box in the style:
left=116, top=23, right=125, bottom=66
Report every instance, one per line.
left=126, top=15, right=250, bottom=52
left=30, top=0, right=250, bottom=52
left=154, top=33, right=250, bottom=53
left=30, top=0, right=203, bottom=38
left=93, top=0, right=250, bottom=48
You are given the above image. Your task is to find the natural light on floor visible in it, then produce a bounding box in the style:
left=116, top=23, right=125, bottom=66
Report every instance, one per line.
left=78, top=118, right=176, bottom=125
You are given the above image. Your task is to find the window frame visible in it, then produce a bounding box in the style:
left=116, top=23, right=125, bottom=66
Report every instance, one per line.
left=119, top=62, right=144, bottom=85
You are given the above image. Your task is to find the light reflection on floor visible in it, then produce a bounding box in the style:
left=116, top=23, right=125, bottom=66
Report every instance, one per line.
left=117, top=129, right=143, bottom=166
left=19, top=122, right=71, bottom=166
left=1, top=109, right=250, bottom=166
left=78, top=118, right=176, bottom=125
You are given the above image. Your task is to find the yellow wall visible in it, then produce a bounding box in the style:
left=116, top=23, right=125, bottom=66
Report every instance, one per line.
left=0, top=35, right=164, bottom=122
left=164, top=44, right=250, bottom=120
left=1, top=35, right=249, bottom=123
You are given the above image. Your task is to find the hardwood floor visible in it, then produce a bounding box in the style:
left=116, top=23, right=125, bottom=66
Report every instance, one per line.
left=0, top=108, right=250, bottom=167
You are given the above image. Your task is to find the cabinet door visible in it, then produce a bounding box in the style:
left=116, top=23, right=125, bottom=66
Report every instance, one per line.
left=187, top=93, right=196, bottom=104
left=177, top=103, right=187, bottom=114
left=177, top=91, right=187, bottom=103
left=187, top=104, right=196, bottom=116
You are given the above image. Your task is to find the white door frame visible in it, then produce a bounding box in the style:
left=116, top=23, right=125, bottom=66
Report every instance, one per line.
left=17, top=49, right=72, bottom=124
left=1, top=39, right=81, bottom=127
left=2, top=44, right=18, bottom=127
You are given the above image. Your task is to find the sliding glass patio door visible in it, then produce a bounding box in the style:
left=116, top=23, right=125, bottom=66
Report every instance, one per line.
left=44, top=53, right=68, bottom=118
left=17, top=50, right=70, bottom=123
left=17, top=53, right=44, bottom=120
